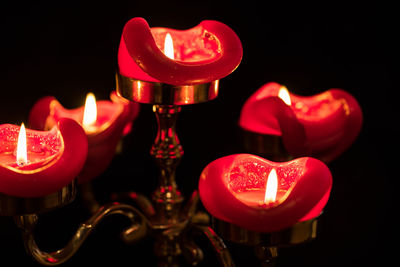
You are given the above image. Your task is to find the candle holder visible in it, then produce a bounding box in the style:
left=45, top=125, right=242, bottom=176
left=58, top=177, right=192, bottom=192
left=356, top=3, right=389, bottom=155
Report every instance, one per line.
left=240, top=129, right=293, bottom=162
left=0, top=180, right=77, bottom=216
left=113, top=73, right=233, bottom=266
left=212, top=216, right=318, bottom=266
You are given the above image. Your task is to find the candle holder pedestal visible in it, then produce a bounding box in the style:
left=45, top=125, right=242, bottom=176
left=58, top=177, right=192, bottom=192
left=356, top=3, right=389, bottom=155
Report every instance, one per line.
left=112, top=73, right=233, bottom=266
left=212, top=216, right=318, bottom=267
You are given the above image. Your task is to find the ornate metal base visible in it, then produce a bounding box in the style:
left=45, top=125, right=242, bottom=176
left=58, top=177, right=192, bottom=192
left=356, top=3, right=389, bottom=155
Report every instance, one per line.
left=7, top=188, right=232, bottom=266
left=112, top=190, right=233, bottom=267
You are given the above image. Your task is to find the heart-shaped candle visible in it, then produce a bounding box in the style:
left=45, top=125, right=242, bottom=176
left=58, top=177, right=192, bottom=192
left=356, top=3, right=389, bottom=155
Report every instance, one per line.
left=239, top=82, right=363, bottom=162
left=118, top=17, right=243, bottom=85
left=28, top=91, right=139, bottom=183
left=0, top=119, right=87, bottom=198
left=199, top=154, right=332, bottom=232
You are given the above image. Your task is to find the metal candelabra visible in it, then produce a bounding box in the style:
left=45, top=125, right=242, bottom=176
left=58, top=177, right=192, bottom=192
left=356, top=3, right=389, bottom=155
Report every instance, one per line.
left=0, top=72, right=319, bottom=267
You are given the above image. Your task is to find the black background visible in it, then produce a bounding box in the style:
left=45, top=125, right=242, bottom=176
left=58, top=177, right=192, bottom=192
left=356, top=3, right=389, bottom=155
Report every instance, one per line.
left=0, top=1, right=396, bottom=266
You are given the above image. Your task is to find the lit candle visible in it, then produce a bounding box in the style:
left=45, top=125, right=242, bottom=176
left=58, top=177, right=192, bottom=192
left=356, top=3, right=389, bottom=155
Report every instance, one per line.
left=0, top=119, right=87, bottom=197
left=239, top=82, right=363, bottom=162
left=163, top=33, right=174, bottom=60
left=118, top=17, right=243, bottom=85
left=234, top=168, right=281, bottom=208
left=199, top=154, right=332, bottom=232
left=82, top=92, right=98, bottom=133
left=16, top=123, right=28, bottom=166
left=28, top=91, right=140, bottom=183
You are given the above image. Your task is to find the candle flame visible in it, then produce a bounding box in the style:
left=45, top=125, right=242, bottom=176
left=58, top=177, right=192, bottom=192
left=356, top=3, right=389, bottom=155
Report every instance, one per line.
left=278, top=86, right=291, bottom=106
left=82, top=92, right=97, bottom=129
left=164, top=33, right=174, bottom=60
left=16, top=123, right=28, bottom=166
left=264, top=168, right=278, bottom=204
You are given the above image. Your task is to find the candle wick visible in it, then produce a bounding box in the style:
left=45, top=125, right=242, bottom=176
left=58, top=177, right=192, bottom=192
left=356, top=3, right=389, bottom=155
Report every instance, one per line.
left=16, top=159, right=29, bottom=167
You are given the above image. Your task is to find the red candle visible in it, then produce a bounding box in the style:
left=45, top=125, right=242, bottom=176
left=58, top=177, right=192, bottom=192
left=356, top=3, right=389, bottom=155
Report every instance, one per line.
left=239, top=82, right=363, bottom=162
left=0, top=119, right=87, bottom=198
left=199, top=154, right=332, bottom=232
left=118, top=17, right=243, bottom=85
left=28, top=91, right=139, bottom=183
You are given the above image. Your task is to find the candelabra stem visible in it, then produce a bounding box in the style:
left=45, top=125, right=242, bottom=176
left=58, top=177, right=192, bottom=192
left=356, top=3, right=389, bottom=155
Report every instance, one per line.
left=151, top=105, right=184, bottom=223
left=150, top=104, right=185, bottom=266
left=14, top=202, right=148, bottom=265
left=116, top=76, right=232, bottom=266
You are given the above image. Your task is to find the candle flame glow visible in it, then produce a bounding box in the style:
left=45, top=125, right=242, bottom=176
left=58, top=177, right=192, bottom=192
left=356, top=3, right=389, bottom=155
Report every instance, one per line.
left=278, top=86, right=291, bottom=106
left=16, top=123, right=28, bottom=166
left=82, top=92, right=97, bottom=129
left=264, top=168, right=278, bottom=204
left=164, top=33, right=174, bottom=60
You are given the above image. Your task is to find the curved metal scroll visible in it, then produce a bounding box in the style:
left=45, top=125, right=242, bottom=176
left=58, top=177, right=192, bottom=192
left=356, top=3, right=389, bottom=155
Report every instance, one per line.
left=193, top=225, right=235, bottom=267
left=14, top=202, right=148, bottom=266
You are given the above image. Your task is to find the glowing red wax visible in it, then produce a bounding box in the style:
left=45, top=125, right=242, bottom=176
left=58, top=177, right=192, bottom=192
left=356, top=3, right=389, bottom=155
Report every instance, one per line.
left=0, top=119, right=87, bottom=198
left=199, top=154, right=332, bottom=232
left=239, top=82, right=363, bottom=162
left=118, top=17, right=243, bottom=85
left=28, top=91, right=139, bottom=183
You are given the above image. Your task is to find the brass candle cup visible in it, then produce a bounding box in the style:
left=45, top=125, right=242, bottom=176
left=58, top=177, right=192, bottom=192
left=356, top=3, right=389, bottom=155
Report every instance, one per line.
left=212, top=216, right=318, bottom=247
left=212, top=216, right=318, bottom=266
left=0, top=180, right=77, bottom=216
left=240, top=129, right=293, bottom=162
left=116, top=73, right=219, bottom=105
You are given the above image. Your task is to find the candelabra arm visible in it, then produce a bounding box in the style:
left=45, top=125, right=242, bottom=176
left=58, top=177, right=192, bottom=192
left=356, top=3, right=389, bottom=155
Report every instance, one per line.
left=182, top=191, right=200, bottom=219
left=14, top=202, right=149, bottom=265
left=192, top=225, right=235, bottom=267
left=111, top=191, right=155, bottom=217
left=183, top=190, right=210, bottom=226
left=151, top=105, right=184, bottom=223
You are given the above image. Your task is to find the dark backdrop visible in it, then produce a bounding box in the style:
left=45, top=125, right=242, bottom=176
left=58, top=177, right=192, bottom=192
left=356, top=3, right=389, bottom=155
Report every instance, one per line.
left=0, top=1, right=396, bottom=266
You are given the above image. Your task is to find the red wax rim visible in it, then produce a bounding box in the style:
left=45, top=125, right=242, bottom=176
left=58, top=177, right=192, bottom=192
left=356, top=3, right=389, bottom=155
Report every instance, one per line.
left=32, top=96, right=123, bottom=137
left=199, top=154, right=332, bottom=232
left=28, top=91, right=140, bottom=184
left=0, top=119, right=88, bottom=197
left=239, top=82, right=363, bottom=162
left=0, top=125, right=63, bottom=171
left=118, top=17, right=243, bottom=85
